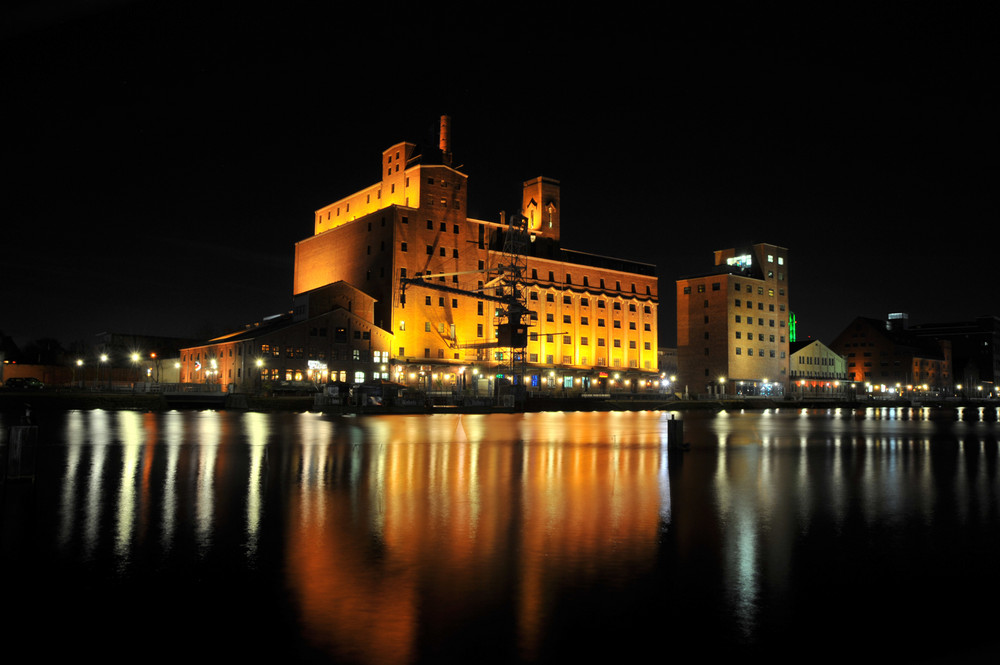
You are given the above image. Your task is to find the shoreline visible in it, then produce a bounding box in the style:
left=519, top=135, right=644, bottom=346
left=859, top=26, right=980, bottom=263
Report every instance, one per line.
left=2, top=390, right=995, bottom=416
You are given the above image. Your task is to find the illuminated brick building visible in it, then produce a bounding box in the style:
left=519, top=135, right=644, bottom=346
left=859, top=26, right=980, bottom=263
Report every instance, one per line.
left=676, top=243, right=790, bottom=396
left=292, top=119, right=659, bottom=391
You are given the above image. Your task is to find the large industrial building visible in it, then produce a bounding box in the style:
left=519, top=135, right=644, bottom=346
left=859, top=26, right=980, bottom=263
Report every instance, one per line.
left=829, top=314, right=953, bottom=393
left=183, top=118, right=659, bottom=393
left=676, top=243, right=790, bottom=396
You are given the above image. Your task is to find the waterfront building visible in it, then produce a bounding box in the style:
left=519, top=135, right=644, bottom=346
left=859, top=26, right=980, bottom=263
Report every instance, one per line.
left=291, top=119, right=658, bottom=392
left=829, top=315, right=951, bottom=394
left=675, top=243, right=790, bottom=396
left=907, top=315, right=1000, bottom=395
left=180, top=281, right=392, bottom=392
left=182, top=118, right=658, bottom=393
left=789, top=339, right=848, bottom=396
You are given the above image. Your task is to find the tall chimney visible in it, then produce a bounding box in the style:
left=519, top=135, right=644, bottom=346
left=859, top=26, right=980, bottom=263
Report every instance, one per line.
left=439, top=115, right=452, bottom=166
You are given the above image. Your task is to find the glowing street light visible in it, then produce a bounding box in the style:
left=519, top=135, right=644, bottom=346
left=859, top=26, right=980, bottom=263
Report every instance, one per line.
left=131, top=352, right=141, bottom=388
left=99, top=353, right=108, bottom=390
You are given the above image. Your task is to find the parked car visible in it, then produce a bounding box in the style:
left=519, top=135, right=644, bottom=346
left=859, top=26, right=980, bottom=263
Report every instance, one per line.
left=4, top=377, right=44, bottom=390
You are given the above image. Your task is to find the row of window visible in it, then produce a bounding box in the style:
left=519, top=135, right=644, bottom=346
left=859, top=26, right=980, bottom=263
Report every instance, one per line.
left=425, top=195, right=461, bottom=209
left=526, top=355, right=648, bottom=368
left=395, top=347, right=652, bottom=369
left=734, top=282, right=784, bottom=294
left=734, top=333, right=785, bottom=343
left=188, top=346, right=386, bottom=365
left=734, top=348, right=787, bottom=358
left=527, top=333, right=653, bottom=349
left=316, top=174, right=466, bottom=225
left=685, top=283, right=787, bottom=297
left=734, top=300, right=785, bottom=312
left=421, top=219, right=462, bottom=233
left=538, top=313, right=651, bottom=331
left=797, top=356, right=838, bottom=365
left=398, top=242, right=463, bottom=258
left=734, top=316, right=784, bottom=327
left=402, top=348, right=463, bottom=360
left=529, top=270, right=652, bottom=294
left=531, top=292, right=653, bottom=312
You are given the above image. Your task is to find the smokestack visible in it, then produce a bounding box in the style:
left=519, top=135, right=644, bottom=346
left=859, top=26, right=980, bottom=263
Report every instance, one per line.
left=439, top=115, right=452, bottom=166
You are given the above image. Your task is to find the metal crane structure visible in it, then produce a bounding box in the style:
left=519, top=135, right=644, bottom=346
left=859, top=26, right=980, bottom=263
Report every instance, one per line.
left=399, top=212, right=531, bottom=406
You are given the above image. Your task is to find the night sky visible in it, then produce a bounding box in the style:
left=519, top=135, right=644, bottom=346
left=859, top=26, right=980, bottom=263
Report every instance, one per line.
left=3, top=2, right=995, bottom=351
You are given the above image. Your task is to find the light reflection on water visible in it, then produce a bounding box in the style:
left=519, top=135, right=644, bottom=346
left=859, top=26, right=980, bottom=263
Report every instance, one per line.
left=3, top=407, right=1000, bottom=663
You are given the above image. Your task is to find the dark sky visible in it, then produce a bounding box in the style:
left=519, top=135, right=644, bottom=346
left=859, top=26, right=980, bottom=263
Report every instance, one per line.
left=2, top=2, right=995, bottom=351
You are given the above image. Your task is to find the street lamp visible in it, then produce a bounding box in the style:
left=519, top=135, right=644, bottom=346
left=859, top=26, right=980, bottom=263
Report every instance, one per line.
left=99, top=353, right=108, bottom=390
left=131, top=352, right=140, bottom=389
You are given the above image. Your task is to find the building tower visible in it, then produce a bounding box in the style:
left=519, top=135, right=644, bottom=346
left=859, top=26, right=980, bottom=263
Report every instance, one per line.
left=521, top=176, right=561, bottom=240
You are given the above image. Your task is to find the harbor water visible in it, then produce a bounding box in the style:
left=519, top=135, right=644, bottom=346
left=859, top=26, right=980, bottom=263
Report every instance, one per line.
left=2, top=406, right=999, bottom=663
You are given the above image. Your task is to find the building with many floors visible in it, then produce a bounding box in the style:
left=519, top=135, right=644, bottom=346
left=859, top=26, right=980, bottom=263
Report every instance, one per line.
left=676, top=243, right=790, bottom=396
left=184, top=118, right=659, bottom=393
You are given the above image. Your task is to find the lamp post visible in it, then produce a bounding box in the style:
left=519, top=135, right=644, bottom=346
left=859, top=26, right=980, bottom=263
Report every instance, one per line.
left=99, top=354, right=108, bottom=390
left=131, top=353, right=140, bottom=391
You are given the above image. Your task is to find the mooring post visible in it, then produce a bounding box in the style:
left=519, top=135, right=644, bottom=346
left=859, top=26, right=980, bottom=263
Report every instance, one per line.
left=5, top=422, right=38, bottom=482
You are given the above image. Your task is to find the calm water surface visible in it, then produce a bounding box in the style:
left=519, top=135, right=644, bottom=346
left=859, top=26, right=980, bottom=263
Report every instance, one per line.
left=2, top=407, right=1000, bottom=663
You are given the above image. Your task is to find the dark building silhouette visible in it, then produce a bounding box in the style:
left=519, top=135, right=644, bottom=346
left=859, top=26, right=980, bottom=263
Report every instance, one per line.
left=830, top=316, right=951, bottom=392
left=907, top=315, right=1000, bottom=396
